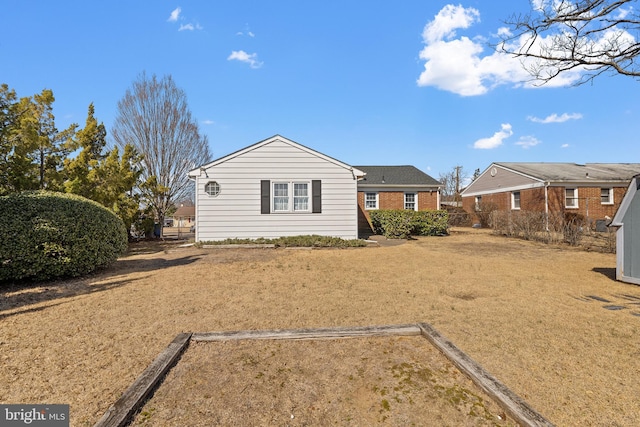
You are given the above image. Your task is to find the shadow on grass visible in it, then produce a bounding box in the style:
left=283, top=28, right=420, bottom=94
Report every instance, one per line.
left=0, top=254, right=202, bottom=318
left=592, top=267, right=616, bottom=281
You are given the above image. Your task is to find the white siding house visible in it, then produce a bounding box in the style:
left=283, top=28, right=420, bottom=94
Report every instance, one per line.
left=188, top=135, right=364, bottom=241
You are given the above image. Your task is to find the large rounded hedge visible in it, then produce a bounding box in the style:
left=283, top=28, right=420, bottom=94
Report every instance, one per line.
left=0, top=191, right=128, bottom=282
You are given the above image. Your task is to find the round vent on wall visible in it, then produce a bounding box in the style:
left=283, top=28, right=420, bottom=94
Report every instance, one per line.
left=490, top=167, right=498, bottom=177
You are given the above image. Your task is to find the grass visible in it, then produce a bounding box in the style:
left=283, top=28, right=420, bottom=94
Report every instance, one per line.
left=1, top=227, right=639, bottom=425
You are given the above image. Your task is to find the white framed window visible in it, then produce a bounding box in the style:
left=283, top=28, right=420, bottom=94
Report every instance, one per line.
left=601, top=188, right=613, bottom=205
left=272, top=181, right=310, bottom=212
left=565, top=188, right=578, bottom=208
left=511, top=191, right=521, bottom=210
left=475, top=196, right=482, bottom=211
left=365, top=192, right=378, bottom=210
left=404, top=192, right=417, bottom=210
left=293, top=183, right=309, bottom=211
left=205, top=181, right=220, bottom=197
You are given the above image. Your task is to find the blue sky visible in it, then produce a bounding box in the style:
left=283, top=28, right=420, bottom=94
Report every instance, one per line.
left=3, top=1, right=639, bottom=180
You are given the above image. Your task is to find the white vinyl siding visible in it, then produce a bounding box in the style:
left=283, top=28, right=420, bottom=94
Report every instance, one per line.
left=193, top=138, right=359, bottom=240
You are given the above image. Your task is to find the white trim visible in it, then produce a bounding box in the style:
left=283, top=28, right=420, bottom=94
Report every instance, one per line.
left=364, top=192, right=378, bottom=210
left=565, top=188, right=579, bottom=209
left=272, top=181, right=311, bottom=213
left=189, top=135, right=364, bottom=178
left=511, top=191, right=521, bottom=210
left=462, top=181, right=546, bottom=198
left=612, top=176, right=639, bottom=226
left=404, top=192, right=418, bottom=211
left=600, top=187, right=614, bottom=205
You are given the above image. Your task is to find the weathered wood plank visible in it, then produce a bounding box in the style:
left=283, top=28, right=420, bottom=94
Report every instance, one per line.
left=191, top=324, right=421, bottom=342
left=202, top=244, right=276, bottom=249
left=94, top=332, right=192, bottom=427
left=418, top=323, right=554, bottom=427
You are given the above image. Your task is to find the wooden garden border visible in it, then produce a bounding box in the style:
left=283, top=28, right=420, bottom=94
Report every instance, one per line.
left=94, top=324, right=554, bottom=427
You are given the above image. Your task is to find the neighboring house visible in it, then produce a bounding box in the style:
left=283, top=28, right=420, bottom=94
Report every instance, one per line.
left=610, top=175, right=640, bottom=285
left=461, top=162, right=640, bottom=227
left=172, top=204, right=195, bottom=228
left=354, top=165, right=442, bottom=236
left=188, top=135, right=364, bottom=241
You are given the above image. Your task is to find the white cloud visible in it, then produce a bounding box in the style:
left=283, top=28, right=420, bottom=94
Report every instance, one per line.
left=228, top=50, right=263, bottom=69
left=515, top=135, right=541, bottom=149
left=168, top=7, right=181, bottom=22
left=473, top=123, right=513, bottom=149
left=179, top=23, right=203, bottom=31
left=527, top=112, right=583, bottom=123
left=167, top=6, right=202, bottom=31
left=417, top=4, right=628, bottom=95
left=202, top=119, right=215, bottom=125
left=561, top=143, right=570, bottom=148
left=417, top=5, right=531, bottom=96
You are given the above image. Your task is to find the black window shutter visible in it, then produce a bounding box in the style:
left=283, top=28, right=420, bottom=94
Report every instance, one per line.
left=312, top=180, right=322, bottom=213
left=261, top=180, right=270, bottom=214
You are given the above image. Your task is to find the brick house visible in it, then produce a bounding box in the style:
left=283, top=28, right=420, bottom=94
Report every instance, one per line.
left=461, top=162, right=640, bottom=228
left=354, top=165, right=442, bottom=237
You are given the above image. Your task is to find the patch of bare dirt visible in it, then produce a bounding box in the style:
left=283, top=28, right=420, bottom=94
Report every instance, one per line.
left=133, top=337, right=513, bottom=426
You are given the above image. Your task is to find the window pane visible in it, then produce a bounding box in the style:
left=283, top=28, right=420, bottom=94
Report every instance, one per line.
left=273, top=183, right=288, bottom=211
left=566, top=188, right=577, bottom=207
left=365, top=193, right=377, bottom=209
left=601, top=188, right=612, bottom=204
left=512, top=192, right=520, bottom=209
left=205, top=181, right=220, bottom=196
left=405, top=193, right=416, bottom=210
left=293, top=183, right=309, bottom=211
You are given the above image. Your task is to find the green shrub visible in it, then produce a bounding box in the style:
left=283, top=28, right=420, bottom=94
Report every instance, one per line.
left=0, top=191, right=128, bottom=282
left=198, top=235, right=369, bottom=248
left=369, top=209, right=449, bottom=238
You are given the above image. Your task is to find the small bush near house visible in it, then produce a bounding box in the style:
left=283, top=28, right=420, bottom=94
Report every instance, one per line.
left=198, top=235, right=369, bottom=248
left=563, top=212, right=586, bottom=246
left=474, top=201, right=498, bottom=228
left=370, top=210, right=448, bottom=239
left=0, top=191, right=128, bottom=283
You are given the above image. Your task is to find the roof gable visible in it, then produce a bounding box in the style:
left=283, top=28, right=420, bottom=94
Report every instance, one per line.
left=354, top=165, right=441, bottom=187
left=611, top=174, right=640, bottom=226
left=189, top=135, right=363, bottom=177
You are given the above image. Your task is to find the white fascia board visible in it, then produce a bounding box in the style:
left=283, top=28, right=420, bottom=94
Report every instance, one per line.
left=462, top=181, right=546, bottom=198
left=611, top=177, right=638, bottom=226
left=548, top=180, right=631, bottom=187
left=358, top=184, right=441, bottom=191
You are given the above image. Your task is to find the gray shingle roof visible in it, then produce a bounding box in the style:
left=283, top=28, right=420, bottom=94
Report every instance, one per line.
left=354, top=165, right=441, bottom=186
left=495, top=162, right=640, bottom=182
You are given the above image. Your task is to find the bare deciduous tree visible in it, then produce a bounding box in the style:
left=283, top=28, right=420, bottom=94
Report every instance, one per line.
left=439, top=165, right=469, bottom=205
left=112, top=73, right=211, bottom=236
left=500, top=0, right=640, bottom=85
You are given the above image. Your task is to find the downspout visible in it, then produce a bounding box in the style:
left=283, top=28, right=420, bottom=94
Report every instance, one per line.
left=544, top=182, right=549, bottom=231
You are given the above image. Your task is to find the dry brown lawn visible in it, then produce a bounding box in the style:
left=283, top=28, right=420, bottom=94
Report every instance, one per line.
left=1, top=228, right=640, bottom=426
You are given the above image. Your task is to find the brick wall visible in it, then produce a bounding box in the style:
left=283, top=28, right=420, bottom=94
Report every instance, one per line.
left=463, top=185, right=626, bottom=225
left=357, top=190, right=440, bottom=235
